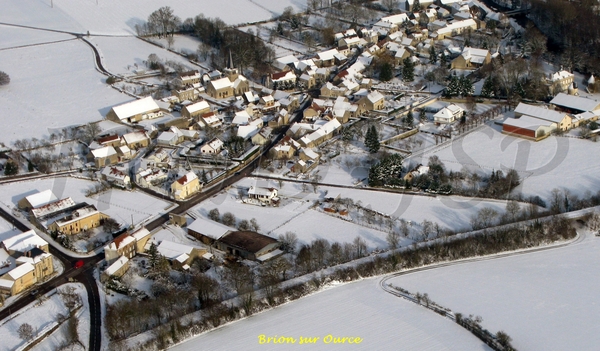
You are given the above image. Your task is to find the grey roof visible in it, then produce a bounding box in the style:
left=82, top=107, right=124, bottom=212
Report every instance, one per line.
left=550, top=93, right=600, bottom=112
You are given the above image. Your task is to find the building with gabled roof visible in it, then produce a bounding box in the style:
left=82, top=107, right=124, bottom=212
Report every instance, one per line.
left=514, top=103, right=572, bottom=131
left=89, top=146, right=119, bottom=168
left=216, top=231, right=282, bottom=262
left=187, top=216, right=235, bottom=245
left=358, top=90, right=385, bottom=112
left=502, top=115, right=556, bottom=141
left=101, top=255, right=130, bottom=282
left=451, top=47, right=491, bottom=69
left=30, top=197, right=77, bottom=221
left=106, top=97, right=162, bottom=123
left=434, top=104, right=464, bottom=124
left=18, top=190, right=58, bottom=210
left=550, top=93, right=600, bottom=114
left=171, top=171, right=201, bottom=200
left=181, top=100, right=211, bottom=119
left=48, top=205, right=110, bottom=235
left=101, top=166, right=131, bottom=188
left=121, top=131, right=150, bottom=149
left=2, top=230, right=49, bottom=254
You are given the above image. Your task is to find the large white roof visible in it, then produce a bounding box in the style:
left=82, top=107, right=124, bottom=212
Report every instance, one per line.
left=2, top=230, right=48, bottom=253
left=381, top=13, right=409, bottom=25
left=111, top=97, right=160, bottom=120
left=210, top=77, right=233, bottom=90
left=185, top=100, right=210, bottom=114
left=31, top=197, right=76, bottom=218
left=157, top=240, right=194, bottom=260
left=550, top=93, right=600, bottom=112
left=515, top=103, right=569, bottom=124
left=24, top=190, right=58, bottom=209
left=91, top=146, right=117, bottom=158
left=105, top=256, right=129, bottom=276
left=188, top=216, right=234, bottom=240
left=504, top=115, right=553, bottom=131
left=122, top=131, right=149, bottom=144
left=7, top=262, right=34, bottom=280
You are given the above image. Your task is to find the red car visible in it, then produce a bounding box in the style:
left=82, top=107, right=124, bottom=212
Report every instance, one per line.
left=74, top=260, right=84, bottom=269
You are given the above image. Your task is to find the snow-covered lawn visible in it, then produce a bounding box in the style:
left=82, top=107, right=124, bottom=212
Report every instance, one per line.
left=0, top=24, right=73, bottom=50
left=90, top=36, right=195, bottom=75
left=0, top=176, right=174, bottom=228
left=0, top=0, right=302, bottom=35
left=0, top=40, right=129, bottom=144
left=0, top=216, right=21, bottom=242
left=388, top=231, right=600, bottom=351
left=169, top=278, right=491, bottom=351
left=411, top=123, right=600, bottom=202
left=0, top=283, right=89, bottom=351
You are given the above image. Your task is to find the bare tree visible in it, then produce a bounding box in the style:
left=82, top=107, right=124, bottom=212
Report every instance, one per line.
left=221, top=212, right=236, bottom=226
left=278, top=231, right=298, bottom=253
left=386, top=230, right=401, bottom=250
left=420, top=219, right=433, bottom=241
left=249, top=218, right=260, bottom=232
left=208, top=208, right=220, bottom=222
left=505, top=200, right=520, bottom=222
left=147, top=6, right=181, bottom=38
left=17, top=323, right=34, bottom=341
left=352, top=236, right=367, bottom=258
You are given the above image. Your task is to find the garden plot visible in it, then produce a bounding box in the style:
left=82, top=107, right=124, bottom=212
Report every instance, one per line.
left=0, top=177, right=173, bottom=228
left=0, top=283, right=89, bottom=351
left=0, top=40, right=130, bottom=144
left=0, top=24, right=73, bottom=50
left=89, top=36, right=195, bottom=75
left=170, top=278, right=491, bottom=351
left=388, top=230, right=600, bottom=351
left=412, top=123, right=600, bottom=202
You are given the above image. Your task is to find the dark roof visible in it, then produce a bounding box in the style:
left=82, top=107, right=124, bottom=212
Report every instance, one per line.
left=97, top=134, right=120, bottom=144
left=25, top=247, right=45, bottom=258
left=272, top=70, right=292, bottom=80
left=219, top=231, right=279, bottom=254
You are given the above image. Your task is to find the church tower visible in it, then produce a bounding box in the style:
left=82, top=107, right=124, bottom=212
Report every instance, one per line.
left=224, top=50, right=239, bottom=82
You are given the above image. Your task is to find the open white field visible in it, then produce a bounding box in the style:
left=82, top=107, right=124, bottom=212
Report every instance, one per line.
left=0, top=24, right=73, bottom=50
left=412, top=123, right=600, bottom=202
left=0, top=0, right=303, bottom=35
left=90, top=36, right=195, bottom=75
left=388, top=231, right=600, bottom=351
left=0, top=39, right=129, bottom=144
left=0, top=283, right=89, bottom=351
left=0, top=216, right=20, bottom=242
left=170, top=278, right=491, bottom=351
left=0, top=176, right=173, bottom=227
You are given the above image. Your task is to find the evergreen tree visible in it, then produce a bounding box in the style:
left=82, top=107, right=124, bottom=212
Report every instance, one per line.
left=379, top=62, right=393, bottom=82
left=446, top=75, right=460, bottom=97
left=4, top=160, right=18, bottom=176
left=402, top=57, right=414, bottom=82
left=440, top=51, right=447, bottom=67
left=412, top=0, right=422, bottom=12
left=368, top=153, right=404, bottom=187
left=405, top=110, right=414, bottom=127
left=364, top=125, right=380, bottom=153
left=481, top=75, right=496, bottom=98
left=429, top=45, right=438, bottom=64
left=459, top=75, right=474, bottom=96
left=419, top=109, right=426, bottom=122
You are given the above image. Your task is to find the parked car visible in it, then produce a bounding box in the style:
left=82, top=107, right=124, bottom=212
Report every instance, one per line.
left=74, top=260, right=84, bottom=269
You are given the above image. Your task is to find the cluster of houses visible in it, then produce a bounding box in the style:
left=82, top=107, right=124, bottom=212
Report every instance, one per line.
left=0, top=230, right=54, bottom=297
left=502, top=93, right=600, bottom=141
left=18, top=190, right=111, bottom=236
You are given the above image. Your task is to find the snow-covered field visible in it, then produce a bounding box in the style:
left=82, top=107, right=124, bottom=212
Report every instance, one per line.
left=411, top=123, right=600, bottom=202
left=0, top=0, right=303, bottom=35
left=0, top=283, right=89, bottom=351
left=90, top=36, right=195, bottom=75
left=0, top=176, right=174, bottom=227
left=388, top=231, right=600, bottom=351
left=0, top=216, right=21, bottom=242
left=0, top=39, right=129, bottom=144
left=0, top=24, right=73, bottom=50
left=170, top=278, right=491, bottom=351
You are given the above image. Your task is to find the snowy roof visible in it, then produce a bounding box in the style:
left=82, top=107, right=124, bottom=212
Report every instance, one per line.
left=111, top=97, right=160, bottom=120
left=367, top=90, right=385, bottom=103
left=237, top=125, right=259, bottom=139
left=188, top=217, right=234, bottom=240
left=105, top=256, right=129, bottom=276
left=205, top=138, right=223, bottom=151
left=7, top=262, right=34, bottom=280
left=301, top=148, right=320, bottom=160
left=436, top=19, right=477, bottom=36
left=272, top=70, right=296, bottom=82
left=53, top=206, right=100, bottom=227
left=461, top=47, right=489, bottom=64
left=550, top=93, right=600, bottom=112
left=0, top=279, right=14, bottom=289
left=175, top=171, right=197, bottom=186
left=381, top=13, right=409, bottom=25
left=256, top=249, right=284, bottom=262
left=185, top=100, right=210, bottom=114
left=503, top=115, right=552, bottom=131
left=515, top=103, right=570, bottom=124
left=248, top=186, right=277, bottom=197
left=92, top=146, right=117, bottom=158
left=274, top=54, right=299, bottom=70
left=24, top=190, right=59, bottom=209
left=2, top=230, right=47, bottom=253
left=156, top=240, right=195, bottom=260
left=551, top=70, right=574, bottom=82
left=232, top=110, right=252, bottom=125
left=158, top=131, right=178, bottom=143
left=31, top=197, right=76, bottom=219
left=131, top=228, right=150, bottom=242
left=210, top=77, right=233, bottom=90
left=317, top=49, right=339, bottom=61
left=122, top=131, right=149, bottom=145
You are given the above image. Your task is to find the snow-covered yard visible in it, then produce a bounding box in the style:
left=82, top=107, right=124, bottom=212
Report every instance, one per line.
left=0, top=40, right=130, bottom=144
left=0, top=24, right=72, bottom=50
left=0, top=216, right=21, bottom=242
left=169, top=278, right=491, bottom=351
left=388, top=230, right=600, bottom=351
left=412, top=123, right=600, bottom=202
left=0, top=283, right=89, bottom=351
left=0, top=176, right=174, bottom=228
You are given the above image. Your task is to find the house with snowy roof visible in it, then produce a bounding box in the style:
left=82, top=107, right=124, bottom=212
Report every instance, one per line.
left=156, top=240, right=205, bottom=269
left=101, top=255, right=130, bottom=282
left=434, top=104, right=464, bottom=124
left=216, top=231, right=282, bottom=262
left=206, top=53, right=249, bottom=99
left=181, top=100, right=211, bottom=119
left=0, top=250, right=54, bottom=296
left=48, top=205, right=110, bottom=235
left=514, top=103, right=572, bottom=131
left=106, top=97, right=162, bottom=123
left=358, top=90, right=385, bottom=113
left=121, top=131, right=150, bottom=149
left=171, top=171, right=201, bottom=200
left=270, top=70, right=297, bottom=90
left=299, top=119, right=342, bottom=148
left=104, top=227, right=152, bottom=265
left=187, top=216, right=235, bottom=245
left=89, top=146, right=119, bottom=168
left=201, top=138, right=224, bottom=155
left=136, top=168, right=168, bottom=187
left=101, top=166, right=131, bottom=188
left=451, top=47, right=491, bottom=69
left=18, top=190, right=58, bottom=210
